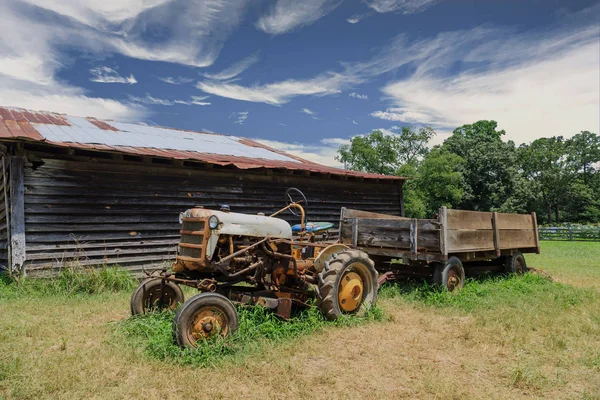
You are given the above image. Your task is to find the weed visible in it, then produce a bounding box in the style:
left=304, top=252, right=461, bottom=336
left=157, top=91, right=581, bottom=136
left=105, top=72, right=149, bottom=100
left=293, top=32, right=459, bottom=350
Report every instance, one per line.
left=0, top=265, right=136, bottom=298
left=115, top=302, right=385, bottom=368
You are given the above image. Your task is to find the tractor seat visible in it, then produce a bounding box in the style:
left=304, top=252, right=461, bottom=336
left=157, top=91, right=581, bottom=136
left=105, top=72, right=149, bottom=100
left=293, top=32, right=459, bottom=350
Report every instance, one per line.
left=291, top=221, right=334, bottom=233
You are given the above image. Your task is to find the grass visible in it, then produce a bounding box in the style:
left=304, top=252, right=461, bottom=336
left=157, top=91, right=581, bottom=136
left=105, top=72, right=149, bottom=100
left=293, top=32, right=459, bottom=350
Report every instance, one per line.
left=0, top=265, right=136, bottom=298
left=0, top=241, right=599, bottom=399
left=116, top=303, right=384, bottom=368
left=527, top=241, right=600, bottom=287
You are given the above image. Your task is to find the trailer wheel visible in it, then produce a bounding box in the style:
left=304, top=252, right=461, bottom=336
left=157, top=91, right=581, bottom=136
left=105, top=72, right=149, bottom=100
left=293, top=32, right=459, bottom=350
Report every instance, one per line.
left=317, top=249, right=378, bottom=321
left=505, top=251, right=527, bottom=275
left=433, top=257, right=465, bottom=292
left=173, top=293, right=238, bottom=349
left=130, top=277, right=184, bottom=315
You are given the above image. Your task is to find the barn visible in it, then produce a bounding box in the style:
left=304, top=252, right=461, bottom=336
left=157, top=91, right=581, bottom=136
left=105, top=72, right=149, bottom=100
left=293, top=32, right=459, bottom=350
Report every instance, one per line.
left=0, top=106, right=405, bottom=276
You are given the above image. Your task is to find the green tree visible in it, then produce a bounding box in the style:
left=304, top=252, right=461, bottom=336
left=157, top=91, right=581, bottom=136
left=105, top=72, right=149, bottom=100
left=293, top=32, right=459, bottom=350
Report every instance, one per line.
left=336, top=127, right=435, bottom=217
left=566, top=131, right=600, bottom=183
left=519, top=136, right=571, bottom=224
left=442, top=120, right=518, bottom=212
left=336, top=126, right=435, bottom=174
left=417, top=148, right=465, bottom=214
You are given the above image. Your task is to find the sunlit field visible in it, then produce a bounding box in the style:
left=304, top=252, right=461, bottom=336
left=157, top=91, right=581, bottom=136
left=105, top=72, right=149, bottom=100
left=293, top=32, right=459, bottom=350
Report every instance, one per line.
left=1, top=241, right=598, bottom=399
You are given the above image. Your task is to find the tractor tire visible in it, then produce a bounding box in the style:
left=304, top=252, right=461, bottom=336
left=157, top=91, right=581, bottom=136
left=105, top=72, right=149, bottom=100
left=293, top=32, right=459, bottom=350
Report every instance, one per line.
left=173, top=293, right=238, bottom=349
left=505, top=251, right=527, bottom=275
left=316, top=249, right=378, bottom=321
left=130, top=277, right=184, bottom=315
left=433, top=257, right=465, bottom=292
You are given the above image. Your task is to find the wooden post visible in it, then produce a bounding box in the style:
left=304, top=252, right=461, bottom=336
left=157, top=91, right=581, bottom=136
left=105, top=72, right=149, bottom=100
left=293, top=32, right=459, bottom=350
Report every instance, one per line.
left=439, top=207, right=448, bottom=258
left=338, top=207, right=346, bottom=243
left=410, top=218, right=418, bottom=260
left=491, top=212, right=501, bottom=257
left=9, top=156, right=26, bottom=276
left=351, top=218, right=359, bottom=247
left=531, top=212, right=540, bottom=254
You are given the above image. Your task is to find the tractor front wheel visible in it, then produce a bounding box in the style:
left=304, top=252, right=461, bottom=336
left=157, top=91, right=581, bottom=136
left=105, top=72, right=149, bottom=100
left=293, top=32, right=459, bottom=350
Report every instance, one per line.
left=130, top=277, right=184, bottom=315
left=316, top=249, right=378, bottom=321
left=173, top=293, right=238, bottom=349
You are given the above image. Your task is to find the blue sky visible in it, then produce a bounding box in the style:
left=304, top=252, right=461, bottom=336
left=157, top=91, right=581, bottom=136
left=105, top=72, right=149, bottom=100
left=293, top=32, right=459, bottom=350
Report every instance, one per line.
left=0, top=0, right=598, bottom=166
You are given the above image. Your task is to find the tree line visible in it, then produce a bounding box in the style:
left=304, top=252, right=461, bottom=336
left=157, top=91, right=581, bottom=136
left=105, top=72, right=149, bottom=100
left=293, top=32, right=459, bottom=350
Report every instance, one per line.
left=336, top=121, right=600, bottom=224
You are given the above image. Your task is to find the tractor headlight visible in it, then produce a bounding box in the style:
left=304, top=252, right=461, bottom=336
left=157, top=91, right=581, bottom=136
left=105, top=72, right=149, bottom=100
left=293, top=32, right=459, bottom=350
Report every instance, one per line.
left=208, top=215, right=219, bottom=229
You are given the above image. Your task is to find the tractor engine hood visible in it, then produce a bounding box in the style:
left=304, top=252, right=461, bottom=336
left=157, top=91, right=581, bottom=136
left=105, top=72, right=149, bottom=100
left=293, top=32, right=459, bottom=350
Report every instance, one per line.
left=181, top=208, right=293, bottom=239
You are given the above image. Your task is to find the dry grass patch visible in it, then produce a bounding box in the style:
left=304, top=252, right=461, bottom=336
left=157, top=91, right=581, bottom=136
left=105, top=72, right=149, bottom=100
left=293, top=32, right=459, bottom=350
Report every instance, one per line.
left=1, top=242, right=599, bottom=399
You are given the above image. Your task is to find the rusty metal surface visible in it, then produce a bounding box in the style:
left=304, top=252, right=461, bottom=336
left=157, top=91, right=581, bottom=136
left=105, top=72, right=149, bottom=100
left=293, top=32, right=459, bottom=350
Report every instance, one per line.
left=0, top=106, right=403, bottom=181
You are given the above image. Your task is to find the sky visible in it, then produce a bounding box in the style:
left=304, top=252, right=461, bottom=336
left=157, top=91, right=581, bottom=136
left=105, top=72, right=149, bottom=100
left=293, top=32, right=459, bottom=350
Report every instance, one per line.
left=0, top=0, right=598, bottom=167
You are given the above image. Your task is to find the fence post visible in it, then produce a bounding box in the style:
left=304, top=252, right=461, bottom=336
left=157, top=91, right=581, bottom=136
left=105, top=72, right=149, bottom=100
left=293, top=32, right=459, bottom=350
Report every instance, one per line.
left=568, top=224, right=573, bottom=241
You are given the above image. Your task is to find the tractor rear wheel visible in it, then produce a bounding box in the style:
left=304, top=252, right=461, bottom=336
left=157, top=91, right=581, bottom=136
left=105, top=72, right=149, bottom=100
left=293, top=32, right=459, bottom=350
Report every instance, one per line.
left=505, top=251, right=527, bottom=274
left=433, top=257, right=465, bottom=292
left=173, top=293, right=238, bottom=349
left=130, top=277, right=184, bottom=315
left=316, top=249, right=378, bottom=321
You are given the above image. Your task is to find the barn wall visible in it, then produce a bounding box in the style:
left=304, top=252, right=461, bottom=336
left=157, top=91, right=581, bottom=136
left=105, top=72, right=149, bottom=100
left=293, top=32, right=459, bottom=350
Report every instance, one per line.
left=21, top=150, right=403, bottom=276
left=0, top=154, right=8, bottom=270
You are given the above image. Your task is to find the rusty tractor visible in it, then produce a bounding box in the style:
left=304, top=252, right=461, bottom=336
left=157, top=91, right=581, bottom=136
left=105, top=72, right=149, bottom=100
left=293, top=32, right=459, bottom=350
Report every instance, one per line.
left=130, top=188, right=378, bottom=349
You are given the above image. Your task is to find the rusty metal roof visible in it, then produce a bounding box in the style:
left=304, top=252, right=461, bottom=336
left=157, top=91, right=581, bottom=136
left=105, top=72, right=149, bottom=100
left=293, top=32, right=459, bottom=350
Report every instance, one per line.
left=0, top=106, right=404, bottom=181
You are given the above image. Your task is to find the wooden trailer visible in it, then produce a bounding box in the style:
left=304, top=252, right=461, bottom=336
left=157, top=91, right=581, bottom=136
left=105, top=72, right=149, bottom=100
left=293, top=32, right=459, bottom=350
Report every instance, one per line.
left=339, top=207, right=541, bottom=291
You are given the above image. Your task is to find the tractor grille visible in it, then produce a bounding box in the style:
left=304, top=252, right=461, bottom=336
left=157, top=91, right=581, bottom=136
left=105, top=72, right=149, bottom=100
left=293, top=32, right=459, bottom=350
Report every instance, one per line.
left=178, top=218, right=207, bottom=262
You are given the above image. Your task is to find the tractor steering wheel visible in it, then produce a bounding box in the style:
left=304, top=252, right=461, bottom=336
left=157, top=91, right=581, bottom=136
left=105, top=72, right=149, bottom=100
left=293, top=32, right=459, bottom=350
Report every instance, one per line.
left=284, top=187, right=308, bottom=216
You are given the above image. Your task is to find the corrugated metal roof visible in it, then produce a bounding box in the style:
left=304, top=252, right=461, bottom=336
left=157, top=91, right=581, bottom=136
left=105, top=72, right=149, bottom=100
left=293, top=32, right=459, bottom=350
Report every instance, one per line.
left=0, top=106, right=404, bottom=181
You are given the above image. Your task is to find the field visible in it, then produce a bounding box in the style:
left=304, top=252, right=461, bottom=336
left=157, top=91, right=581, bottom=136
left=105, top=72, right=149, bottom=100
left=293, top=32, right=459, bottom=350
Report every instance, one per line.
left=1, top=241, right=599, bottom=399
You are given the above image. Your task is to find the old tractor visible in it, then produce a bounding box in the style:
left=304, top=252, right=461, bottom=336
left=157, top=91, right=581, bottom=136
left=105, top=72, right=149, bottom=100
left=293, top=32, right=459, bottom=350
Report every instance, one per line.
left=130, top=188, right=378, bottom=349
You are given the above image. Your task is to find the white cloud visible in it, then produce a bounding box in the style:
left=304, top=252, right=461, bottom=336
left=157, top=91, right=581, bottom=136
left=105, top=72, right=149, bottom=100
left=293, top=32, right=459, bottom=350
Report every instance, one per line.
left=89, top=67, right=137, bottom=84
left=346, top=16, right=361, bottom=24
left=256, top=0, right=343, bottom=35
left=230, top=111, right=249, bottom=125
left=197, top=73, right=344, bottom=105
left=0, top=1, right=144, bottom=120
left=378, top=15, right=600, bottom=143
left=365, top=0, right=441, bottom=14
left=132, top=94, right=211, bottom=106
left=352, top=120, right=358, bottom=125
left=349, top=92, right=368, bottom=100
left=17, top=0, right=249, bottom=67
left=156, top=76, right=194, bottom=85
left=130, top=94, right=174, bottom=106
left=302, top=108, right=317, bottom=116
left=204, top=52, right=260, bottom=80
left=256, top=137, right=349, bottom=167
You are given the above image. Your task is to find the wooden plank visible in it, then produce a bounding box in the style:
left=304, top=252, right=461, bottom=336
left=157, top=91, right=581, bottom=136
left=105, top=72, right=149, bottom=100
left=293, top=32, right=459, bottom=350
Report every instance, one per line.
left=342, top=208, right=408, bottom=219
left=27, top=238, right=180, bottom=252
left=496, top=213, right=533, bottom=230
left=531, top=212, right=541, bottom=254
left=491, top=212, right=501, bottom=257
left=498, top=230, right=536, bottom=249
left=9, top=156, right=26, bottom=275
left=446, top=229, right=494, bottom=252
left=26, top=245, right=177, bottom=261
left=351, top=218, right=359, bottom=247
left=439, top=206, right=448, bottom=256
left=410, top=218, right=418, bottom=259
left=446, top=209, right=493, bottom=230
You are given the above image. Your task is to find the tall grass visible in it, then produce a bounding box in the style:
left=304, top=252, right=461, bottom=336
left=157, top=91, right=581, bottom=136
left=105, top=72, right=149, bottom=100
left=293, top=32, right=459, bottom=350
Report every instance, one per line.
left=115, top=303, right=385, bottom=368
left=379, top=272, right=592, bottom=312
left=0, top=266, right=136, bottom=298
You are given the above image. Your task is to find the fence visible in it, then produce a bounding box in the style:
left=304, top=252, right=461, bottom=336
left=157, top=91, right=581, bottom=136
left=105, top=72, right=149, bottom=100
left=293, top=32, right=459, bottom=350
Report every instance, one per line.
left=538, top=226, right=600, bottom=241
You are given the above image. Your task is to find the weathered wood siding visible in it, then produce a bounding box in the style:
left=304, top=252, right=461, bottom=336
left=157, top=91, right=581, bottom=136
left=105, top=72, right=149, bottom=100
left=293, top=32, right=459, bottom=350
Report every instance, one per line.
left=445, top=209, right=537, bottom=253
left=21, top=151, right=403, bottom=276
left=0, top=155, right=8, bottom=269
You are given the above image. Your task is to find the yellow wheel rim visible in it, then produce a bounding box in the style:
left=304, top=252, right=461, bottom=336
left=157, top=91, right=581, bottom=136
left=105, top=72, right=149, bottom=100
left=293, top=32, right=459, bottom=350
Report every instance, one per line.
left=190, top=308, right=228, bottom=341
left=338, top=271, right=364, bottom=312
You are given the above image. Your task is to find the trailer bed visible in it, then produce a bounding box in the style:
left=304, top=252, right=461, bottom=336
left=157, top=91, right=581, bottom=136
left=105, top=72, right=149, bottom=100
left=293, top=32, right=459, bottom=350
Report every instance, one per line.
left=339, top=207, right=540, bottom=263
